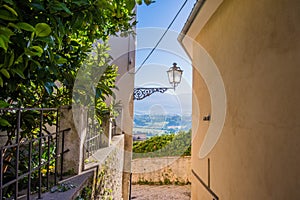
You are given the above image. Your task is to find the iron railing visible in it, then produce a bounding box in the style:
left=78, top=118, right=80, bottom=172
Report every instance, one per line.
left=84, top=108, right=117, bottom=159
left=85, top=108, right=103, bottom=159
left=0, top=108, right=70, bottom=200
left=192, top=169, right=219, bottom=200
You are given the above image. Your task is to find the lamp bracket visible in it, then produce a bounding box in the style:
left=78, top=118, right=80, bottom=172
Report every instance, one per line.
left=133, top=87, right=173, bottom=100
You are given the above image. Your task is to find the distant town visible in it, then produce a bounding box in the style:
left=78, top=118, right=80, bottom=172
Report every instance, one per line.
left=133, top=114, right=192, bottom=141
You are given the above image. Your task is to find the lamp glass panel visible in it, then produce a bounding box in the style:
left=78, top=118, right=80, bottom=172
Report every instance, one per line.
left=173, top=70, right=182, bottom=83
left=167, top=69, right=174, bottom=84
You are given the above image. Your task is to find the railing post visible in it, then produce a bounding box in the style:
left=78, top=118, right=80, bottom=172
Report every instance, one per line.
left=38, top=110, right=43, bottom=199
left=0, top=147, right=3, bottom=199
left=60, top=130, right=65, bottom=181
left=108, top=117, right=113, bottom=146
left=101, top=116, right=115, bottom=148
left=15, top=109, right=21, bottom=200
left=54, top=111, right=59, bottom=185
left=27, top=141, right=32, bottom=200
left=59, top=106, right=87, bottom=175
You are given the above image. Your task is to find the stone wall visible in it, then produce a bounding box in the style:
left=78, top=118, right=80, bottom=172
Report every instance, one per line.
left=59, top=106, right=87, bottom=175
left=85, top=135, right=125, bottom=199
left=131, top=156, right=191, bottom=185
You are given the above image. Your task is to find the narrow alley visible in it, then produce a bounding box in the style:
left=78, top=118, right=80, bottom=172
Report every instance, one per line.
left=131, top=185, right=191, bottom=200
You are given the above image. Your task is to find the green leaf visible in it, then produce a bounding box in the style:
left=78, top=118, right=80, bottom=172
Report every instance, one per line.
left=59, top=3, right=72, bottom=15
left=50, top=1, right=72, bottom=15
left=8, top=51, right=14, bottom=67
left=15, top=54, right=23, bottom=64
left=44, top=82, right=54, bottom=95
left=72, top=0, right=89, bottom=6
left=55, top=55, right=67, bottom=64
left=0, top=9, right=17, bottom=21
left=30, top=46, right=43, bottom=57
left=1, top=69, right=10, bottom=78
left=0, top=76, right=3, bottom=87
left=36, top=36, right=54, bottom=45
left=127, top=0, right=136, bottom=10
left=0, top=118, right=11, bottom=127
left=25, top=46, right=43, bottom=57
left=3, top=4, right=18, bottom=16
left=31, top=3, right=46, bottom=11
left=0, top=36, right=8, bottom=52
left=0, top=100, right=10, bottom=108
left=136, top=0, right=142, bottom=5
left=16, top=22, right=35, bottom=32
left=35, top=23, right=51, bottom=37
left=30, top=31, right=35, bottom=41
left=30, top=59, right=41, bottom=67
left=3, top=0, right=13, bottom=5
left=72, top=14, right=84, bottom=29
left=8, top=22, right=21, bottom=31
left=24, top=48, right=36, bottom=57
left=11, top=68, right=25, bottom=79
left=0, top=26, right=14, bottom=37
left=144, top=0, right=155, bottom=6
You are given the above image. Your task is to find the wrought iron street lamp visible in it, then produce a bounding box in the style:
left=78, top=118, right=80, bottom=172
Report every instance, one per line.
left=167, top=63, right=183, bottom=90
left=134, top=63, right=183, bottom=100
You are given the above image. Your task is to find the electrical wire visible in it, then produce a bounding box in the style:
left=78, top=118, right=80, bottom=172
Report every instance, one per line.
left=133, top=0, right=188, bottom=74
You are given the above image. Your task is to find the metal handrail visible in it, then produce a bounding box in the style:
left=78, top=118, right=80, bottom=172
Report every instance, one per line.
left=192, top=169, right=219, bottom=200
left=0, top=107, right=71, bottom=200
left=84, top=108, right=118, bottom=159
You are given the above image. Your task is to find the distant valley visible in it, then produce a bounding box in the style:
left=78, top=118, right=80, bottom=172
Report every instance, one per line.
left=133, top=114, right=192, bottom=140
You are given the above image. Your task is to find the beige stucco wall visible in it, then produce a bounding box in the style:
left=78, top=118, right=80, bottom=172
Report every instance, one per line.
left=131, top=156, right=191, bottom=184
left=109, top=34, right=135, bottom=200
left=187, top=0, right=300, bottom=199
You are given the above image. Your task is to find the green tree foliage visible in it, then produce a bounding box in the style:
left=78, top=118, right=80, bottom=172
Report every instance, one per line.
left=0, top=0, right=138, bottom=108
left=0, top=0, right=133, bottom=145
left=133, top=130, right=192, bottom=159
left=0, top=0, right=154, bottom=137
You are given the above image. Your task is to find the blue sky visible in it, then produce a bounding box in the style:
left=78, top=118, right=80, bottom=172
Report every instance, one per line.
left=136, top=0, right=196, bottom=30
left=134, top=0, right=196, bottom=115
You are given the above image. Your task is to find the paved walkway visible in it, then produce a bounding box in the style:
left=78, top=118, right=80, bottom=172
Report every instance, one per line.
left=131, top=185, right=191, bottom=200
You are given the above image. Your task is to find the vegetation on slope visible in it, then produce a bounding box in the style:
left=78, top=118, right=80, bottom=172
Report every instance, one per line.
left=133, top=130, right=191, bottom=159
